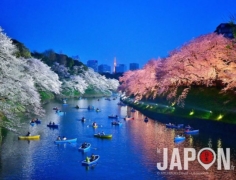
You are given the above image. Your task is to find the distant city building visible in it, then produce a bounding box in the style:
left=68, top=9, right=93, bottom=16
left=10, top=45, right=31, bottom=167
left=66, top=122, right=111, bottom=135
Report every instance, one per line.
left=98, top=64, right=111, bottom=73
left=215, top=23, right=236, bottom=39
left=87, top=60, right=98, bottom=72
left=113, top=57, right=117, bottom=74
left=115, top=64, right=127, bottom=73
left=129, top=63, right=139, bottom=71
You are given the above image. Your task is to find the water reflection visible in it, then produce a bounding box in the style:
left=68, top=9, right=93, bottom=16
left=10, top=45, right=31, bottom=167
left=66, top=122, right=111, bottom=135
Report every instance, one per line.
left=0, top=98, right=236, bottom=179
left=128, top=111, right=236, bottom=179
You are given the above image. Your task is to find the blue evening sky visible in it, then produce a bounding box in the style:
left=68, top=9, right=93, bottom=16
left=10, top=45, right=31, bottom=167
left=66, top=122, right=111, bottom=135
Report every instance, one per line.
left=0, top=0, right=235, bottom=68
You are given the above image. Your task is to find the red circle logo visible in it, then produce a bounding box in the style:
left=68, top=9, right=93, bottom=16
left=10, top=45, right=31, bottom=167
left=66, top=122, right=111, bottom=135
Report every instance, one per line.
left=199, top=150, right=214, bottom=164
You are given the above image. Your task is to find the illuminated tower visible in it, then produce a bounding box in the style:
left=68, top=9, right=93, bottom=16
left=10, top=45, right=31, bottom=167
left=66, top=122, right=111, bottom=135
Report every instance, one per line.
left=113, top=57, right=116, bottom=74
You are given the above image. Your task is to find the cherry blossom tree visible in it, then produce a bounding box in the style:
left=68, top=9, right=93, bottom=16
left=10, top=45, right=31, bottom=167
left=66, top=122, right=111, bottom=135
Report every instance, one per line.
left=119, top=33, right=236, bottom=107
left=62, top=75, right=88, bottom=95
left=81, top=68, right=119, bottom=94
left=23, top=57, right=61, bottom=94
left=0, top=27, right=42, bottom=128
left=0, top=28, right=62, bottom=129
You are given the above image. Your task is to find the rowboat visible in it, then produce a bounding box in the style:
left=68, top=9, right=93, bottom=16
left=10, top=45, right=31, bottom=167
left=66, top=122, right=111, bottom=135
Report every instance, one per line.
left=185, top=129, right=199, bottom=134
left=18, top=135, right=40, bottom=140
left=117, top=102, right=126, bottom=106
left=35, top=119, right=41, bottom=124
left=56, top=111, right=64, bottom=116
left=88, top=106, right=94, bottom=110
left=78, top=143, right=91, bottom=152
left=108, top=115, right=118, bottom=119
left=54, top=138, right=77, bottom=144
left=166, top=124, right=184, bottom=129
left=94, top=134, right=112, bottom=139
left=82, top=155, right=100, bottom=166
left=174, top=136, right=185, bottom=142
left=111, top=122, right=122, bottom=126
left=47, top=124, right=59, bottom=128
left=30, top=122, right=35, bottom=126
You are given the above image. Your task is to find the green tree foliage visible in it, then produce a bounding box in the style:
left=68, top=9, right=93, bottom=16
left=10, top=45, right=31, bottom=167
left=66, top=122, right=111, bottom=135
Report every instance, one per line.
left=11, top=39, right=31, bottom=58
left=31, top=50, right=87, bottom=75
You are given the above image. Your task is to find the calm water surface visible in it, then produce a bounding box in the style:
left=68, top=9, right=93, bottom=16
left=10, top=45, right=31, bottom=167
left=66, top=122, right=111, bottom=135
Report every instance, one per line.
left=0, top=98, right=236, bottom=180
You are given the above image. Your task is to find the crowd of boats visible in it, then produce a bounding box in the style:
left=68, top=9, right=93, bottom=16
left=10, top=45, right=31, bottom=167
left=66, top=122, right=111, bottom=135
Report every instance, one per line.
left=165, top=123, right=199, bottom=142
left=18, top=98, right=197, bottom=166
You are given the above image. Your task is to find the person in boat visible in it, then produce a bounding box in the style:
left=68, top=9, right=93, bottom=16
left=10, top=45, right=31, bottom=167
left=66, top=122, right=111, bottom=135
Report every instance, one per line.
left=31, top=118, right=35, bottom=123
left=26, top=132, right=31, bottom=136
left=57, top=136, right=61, bottom=140
left=90, top=154, right=95, bottom=161
left=62, top=136, right=67, bottom=140
left=76, top=105, right=79, bottom=109
left=86, top=156, right=90, bottom=162
left=101, top=131, right=105, bottom=135
left=52, top=122, right=55, bottom=125
left=96, top=108, right=99, bottom=111
left=186, top=125, right=191, bottom=129
left=93, top=122, right=97, bottom=126
left=115, top=115, right=118, bottom=118
left=49, top=121, right=52, bottom=125
left=82, top=142, right=87, bottom=148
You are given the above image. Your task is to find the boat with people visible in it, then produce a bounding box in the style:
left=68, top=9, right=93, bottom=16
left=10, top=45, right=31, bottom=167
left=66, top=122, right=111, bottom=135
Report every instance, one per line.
left=117, top=102, right=126, bottom=106
left=174, top=135, right=186, bottom=142
left=111, top=121, right=122, bottom=126
left=30, top=122, right=36, bottom=126
left=166, top=123, right=184, bottom=129
left=88, top=105, right=95, bottom=110
left=53, top=107, right=58, bottom=110
left=30, top=118, right=41, bottom=125
left=184, top=129, right=199, bottom=134
left=18, top=135, right=40, bottom=140
left=35, top=119, right=41, bottom=124
left=78, top=143, right=91, bottom=152
left=54, top=138, right=77, bottom=144
left=108, top=115, right=118, bottom=119
left=124, top=117, right=134, bottom=120
left=81, top=155, right=100, bottom=166
left=47, top=124, right=59, bottom=128
left=94, top=134, right=112, bottom=139
left=55, top=109, right=63, bottom=113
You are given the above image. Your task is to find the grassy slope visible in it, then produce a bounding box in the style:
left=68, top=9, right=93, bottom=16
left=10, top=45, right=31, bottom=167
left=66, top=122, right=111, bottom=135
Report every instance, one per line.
left=123, top=87, right=236, bottom=124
